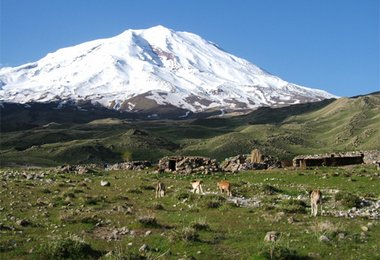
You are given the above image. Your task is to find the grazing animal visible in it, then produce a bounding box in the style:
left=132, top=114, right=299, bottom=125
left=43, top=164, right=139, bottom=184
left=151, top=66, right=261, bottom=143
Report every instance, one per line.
left=310, top=189, right=322, bottom=217
left=217, top=180, right=232, bottom=197
left=191, top=180, right=203, bottom=194
left=155, top=182, right=166, bottom=198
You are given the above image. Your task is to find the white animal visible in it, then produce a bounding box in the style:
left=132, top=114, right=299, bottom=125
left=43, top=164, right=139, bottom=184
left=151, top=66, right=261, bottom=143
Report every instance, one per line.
left=191, top=180, right=203, bottom=194
left=155, top=182, right=166, bottom=198
left=310, top=189, right=322, bottom=217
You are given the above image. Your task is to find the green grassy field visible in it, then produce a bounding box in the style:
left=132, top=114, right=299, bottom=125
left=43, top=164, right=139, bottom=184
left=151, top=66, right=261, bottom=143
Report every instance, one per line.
left=1, top=93, right=379, bottom=166
left=0, top=164, right=379, bottom=259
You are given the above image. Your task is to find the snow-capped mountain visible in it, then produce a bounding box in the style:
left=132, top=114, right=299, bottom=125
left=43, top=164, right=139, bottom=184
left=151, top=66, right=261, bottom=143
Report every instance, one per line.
left=0, top=25, right=336, bottom=114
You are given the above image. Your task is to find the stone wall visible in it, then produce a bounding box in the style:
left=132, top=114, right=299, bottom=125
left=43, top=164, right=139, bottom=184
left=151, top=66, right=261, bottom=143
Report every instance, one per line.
left=106, top=161, right=151, bottom=171
left=158, top=156, right=219, bottom=174
left=221, top=152, right=281, bottom=172
left=56, top=164, right=101, bottom=174
left=362, top=150, right=380, bottom=164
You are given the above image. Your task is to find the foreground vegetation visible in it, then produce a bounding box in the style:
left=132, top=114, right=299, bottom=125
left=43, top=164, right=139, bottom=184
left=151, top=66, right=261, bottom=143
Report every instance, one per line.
left=1, top=164, right=379, bottom=259
left=1, top=93, right=380, bottom=166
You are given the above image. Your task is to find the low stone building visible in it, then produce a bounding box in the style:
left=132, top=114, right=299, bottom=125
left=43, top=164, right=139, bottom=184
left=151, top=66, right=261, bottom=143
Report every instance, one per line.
left=158, top=156, right=219, bottom=174
left=293, top=150, right=380, bottom=168
left=221, top=149, right=281, bottom=172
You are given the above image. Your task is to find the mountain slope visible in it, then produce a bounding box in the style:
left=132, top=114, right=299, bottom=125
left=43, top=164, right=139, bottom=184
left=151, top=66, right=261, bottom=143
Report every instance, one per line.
left=0, top=25, right=335, bottom=115
left=0, top=93, right=378, bottom=166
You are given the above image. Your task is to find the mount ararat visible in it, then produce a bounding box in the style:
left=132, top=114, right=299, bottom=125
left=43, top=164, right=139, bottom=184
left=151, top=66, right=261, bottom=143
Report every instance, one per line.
left=0, top=25, right=336, bottom=117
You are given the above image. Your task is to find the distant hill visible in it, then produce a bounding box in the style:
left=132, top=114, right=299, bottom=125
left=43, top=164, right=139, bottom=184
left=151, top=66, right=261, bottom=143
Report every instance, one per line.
left=1, top=92, right=379, bottom=166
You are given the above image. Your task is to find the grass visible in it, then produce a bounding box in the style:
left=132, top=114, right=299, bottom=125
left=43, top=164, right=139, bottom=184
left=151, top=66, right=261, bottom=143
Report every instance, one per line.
left=0, top=165, right=379, bottom=259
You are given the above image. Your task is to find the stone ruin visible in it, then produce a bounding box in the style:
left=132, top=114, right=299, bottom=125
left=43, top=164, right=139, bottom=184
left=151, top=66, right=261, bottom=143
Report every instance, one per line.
left=221, top=149, right=281, bottom=172
left=106, top=161, right=152, bottom=171
left=57, top=164, right=101, bottom=174
left=158, top=156, right=219, bottom=174
left=293, top=150, right=380, bottom=168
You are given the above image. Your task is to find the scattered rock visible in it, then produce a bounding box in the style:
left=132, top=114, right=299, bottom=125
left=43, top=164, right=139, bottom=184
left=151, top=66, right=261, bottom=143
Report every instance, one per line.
left=337, top=233, right=346, bottom=240
left=264, top=231, right=279, bottom=242
left=0, top=223, right=15, bottom=230
left=16, top=219, right=31, bottom=227
left=145, top=230, right=152, bottom=236
left=100, top=180, right=111, bottom=187
left=328, top=198, right=380, bottom=219
left=319, top=235, right=330, bottom=243
left=308, top=252, right=321, bottom=258
left=139, top=244, right=149, bottom=253
left=36, top=198, right=47, bottom=206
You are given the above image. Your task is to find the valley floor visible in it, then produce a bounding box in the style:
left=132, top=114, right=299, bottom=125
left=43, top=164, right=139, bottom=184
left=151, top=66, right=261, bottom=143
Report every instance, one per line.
left=0, top=165, right=379, bottom=259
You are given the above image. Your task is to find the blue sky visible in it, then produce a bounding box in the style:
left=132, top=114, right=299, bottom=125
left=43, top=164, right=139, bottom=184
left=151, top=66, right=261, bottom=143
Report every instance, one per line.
left=1, top=0, right=379, bottom=97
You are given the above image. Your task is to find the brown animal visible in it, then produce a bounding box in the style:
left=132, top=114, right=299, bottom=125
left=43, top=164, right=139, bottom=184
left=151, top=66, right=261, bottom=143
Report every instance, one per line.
left=217, top=180, right=232, bottom=197
left=155, top=182, right=166, bottom=198
left=310, top=189, right=322, bottom=216
left=191, top=180, right=203, bottom=194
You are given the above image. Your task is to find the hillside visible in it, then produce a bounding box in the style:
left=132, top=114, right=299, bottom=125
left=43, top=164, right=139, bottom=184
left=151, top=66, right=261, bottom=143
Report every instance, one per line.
left=0, top=93, right=379, bottom=166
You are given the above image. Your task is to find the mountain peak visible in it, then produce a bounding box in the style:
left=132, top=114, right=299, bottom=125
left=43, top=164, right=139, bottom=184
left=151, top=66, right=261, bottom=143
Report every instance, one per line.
left=0, top=26, right=336, bottom=116
left=146, top=24, right=172, bottom=32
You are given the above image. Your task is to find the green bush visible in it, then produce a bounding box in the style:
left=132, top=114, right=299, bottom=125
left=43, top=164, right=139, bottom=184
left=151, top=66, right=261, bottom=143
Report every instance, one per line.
left=170, top=227, right=200, bottom=242
left=151, top=202, right=165, bottom=210
left=191, top=218, right=210, bottom=231
left=138, top=215, right=159, bottom=227
left=36, top=235, right=100, bottom=259
left=279, top=199, right=307, bottom=214
left=261, top=185, right=281, bottom=195
left=177, top=192, right=190, bottom=200
left=259, top=244, right=301, bottom=260
left=335, top=192, right=361, bottom=208
left=203, top=195, right=226, bottom=209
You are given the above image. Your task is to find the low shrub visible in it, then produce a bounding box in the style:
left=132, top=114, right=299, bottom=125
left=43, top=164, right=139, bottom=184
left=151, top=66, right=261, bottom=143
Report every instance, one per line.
left=152, top=202, right=165, bottom=210
left=177, top=192, right=190, bottom=200
left=41, top=188, right=51, bottom=194
left=36, top=235, right=100, bottom=259
left=335, top=192, right=361, bottom=208
left=191, top=218, right=210, bottom=231
left=138, top=215, right=159, bottom=227
left=202, top=195, right=226, bottom=209
left=261, top=185, right=281, bottom=195
left=127, top=188, right=143, bottom=194
left=170, top=227, right=200, bottom=242
left=259, top=244, right=301, bottom=260
left=279, top=199, right=307, bottom=214
left=140, top=185, right=155, bottom=190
